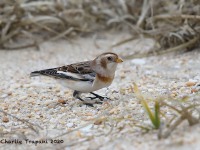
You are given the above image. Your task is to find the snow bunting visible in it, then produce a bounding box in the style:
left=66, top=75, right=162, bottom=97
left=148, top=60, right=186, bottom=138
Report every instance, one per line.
left=30, top=52, right=123, bottom=106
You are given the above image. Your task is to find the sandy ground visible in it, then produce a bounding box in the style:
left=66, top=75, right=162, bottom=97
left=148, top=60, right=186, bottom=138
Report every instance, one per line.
left=0, top=33, right=200, bottom=150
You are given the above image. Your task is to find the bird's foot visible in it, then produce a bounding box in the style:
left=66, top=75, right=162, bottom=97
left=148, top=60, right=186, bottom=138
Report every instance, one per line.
left=89, top=92, right=110, bottom=101
left=73, top=91, right=104, bottom=107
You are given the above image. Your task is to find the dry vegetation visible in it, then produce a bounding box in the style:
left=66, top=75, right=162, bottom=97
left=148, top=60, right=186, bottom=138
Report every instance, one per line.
left=1, top=0, right=200, bottom=149
left=0, top=0, right=200, bottom=52
left=133, top=83, right=200, bottom=139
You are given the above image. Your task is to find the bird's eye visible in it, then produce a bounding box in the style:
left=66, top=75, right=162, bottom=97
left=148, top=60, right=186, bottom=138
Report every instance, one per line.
left=107, top=57, right=112, bottom=61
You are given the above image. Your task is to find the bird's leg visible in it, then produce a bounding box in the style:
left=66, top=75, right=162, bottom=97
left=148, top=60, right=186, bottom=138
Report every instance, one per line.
left=89, top=92, right=110, bottom=101
left=73, top=91, right=102, bottom=106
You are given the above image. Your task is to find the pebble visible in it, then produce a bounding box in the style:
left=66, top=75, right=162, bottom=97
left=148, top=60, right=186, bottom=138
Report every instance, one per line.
left=94, top=117, right=105, bottom=125
left=27, top=114, right=32, bottom=118
left=194, top=76, right=200, bottom=80
left=147, top=89, right=154, bottom=92
left=58, top=99, right=66, bottom=104
left=174, top=65, right=180, bottom=69
left=189, top=79, right=198, bottom=83
left=191, top=89, right=198, bottom=93
left=185, top=81, right=196, bottom=87
left=66, top=122, right=74, bottom=128
left=109, top=108, right=118, bottom=115
left=2, top=117, right=9, bottom=123
left=50, top=118, right=56, bottom=123
left=120, top=72, right=126, bottom=79
left=131, top=59, right=146, bottom=65
left=171, top=93, right=177, bottom=97
left=1, top=94, right=8, bottom=98
left=18, top=96, right=28, bottom=101
left=35, top=115, right=40, bottom=119
left=3, top=105, right=8, bottom=110
left=7, top=92, right=12, bottom=96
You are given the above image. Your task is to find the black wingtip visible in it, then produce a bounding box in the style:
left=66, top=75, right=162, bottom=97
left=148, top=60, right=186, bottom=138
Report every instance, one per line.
left=30, top=71, right=40, bottom=77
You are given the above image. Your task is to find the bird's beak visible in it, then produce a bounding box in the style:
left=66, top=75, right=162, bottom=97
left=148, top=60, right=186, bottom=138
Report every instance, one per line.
left=116, top=58, right=123, bottom=63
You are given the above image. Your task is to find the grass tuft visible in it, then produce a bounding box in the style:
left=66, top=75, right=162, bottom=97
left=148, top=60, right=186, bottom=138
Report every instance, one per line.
left=133, top=82, right=161, bottom=129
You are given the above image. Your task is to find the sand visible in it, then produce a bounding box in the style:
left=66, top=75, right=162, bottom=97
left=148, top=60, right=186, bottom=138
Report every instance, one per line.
left=0, top=32, right=200, bottom=150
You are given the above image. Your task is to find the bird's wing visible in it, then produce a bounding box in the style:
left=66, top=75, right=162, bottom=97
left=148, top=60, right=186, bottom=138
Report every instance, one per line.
left=30, top=61, right=95, bottom=82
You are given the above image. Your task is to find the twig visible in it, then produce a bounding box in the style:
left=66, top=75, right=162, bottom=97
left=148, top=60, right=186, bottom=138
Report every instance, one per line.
left=161, top=101, right=181, bottom=114
left=180, top=105, right=199, bottom=126
left=2, top=1, right=55, bottom=12
left=110, top=36, right=137, bottom=48
left=0, top=29, right=20, bottom=45
left=0, top=43, right=39, bottom=50
left=0, top=109, right=43, bottom=133
left=136, top=0, right=150, bottom=27
left=150, top=14, right=200, bottom=21
left=161, top=116, right=184, bottom=139
left=49, top=27, right=74, bottom=41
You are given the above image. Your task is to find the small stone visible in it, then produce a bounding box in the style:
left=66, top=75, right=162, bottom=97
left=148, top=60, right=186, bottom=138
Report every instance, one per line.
left=54, top=88, right=60, bottom=93
left=3, top=106, right=8, bottom=110
left=119, top=88, right=126, bottom=95
left=124, top=114, right=132, bottom=119
left=27, top=114, right=32, bottom=118
left=58, top=99, right=66, bottom=104
left=1, top=103, right=8, bottom=110
left=179, top=87, right=186, bottom=92
left=120, top=74, right=126, bottom=79
left=171, top=94, right=176, bottom=97
left=94, top=117, right=105, bottom=125
left=60, top=107, right=68, bottom=113
left=189, top=79, right=198, bottom=83
left=18, top=96, right=28, bottom=101
left=59, top=120, right=65, bottom=125
left=109, top=108, right=118, bottom=114
left=174, top=65, right=180, bottom=69
left=66, top=122, right=74, bottom=128
left=76, top=131, right=82, bottom=137
left=1, top=94, right=8, bottom=98
left=35, top=115, right=40, bottom=119
left=185, top=81, right=196, bottom=87
left=147, top=89, right=153, bottom=92
left=191, top=89, right=198, bottom=93
left=7, top=92, right=12, bottom=96
left=2, top=117, right=9, bottom=123
left=171, top=91, right=177, bottom=97
left=194, top=76, right=200, bottom=80
left=131, top=59, right=146, bottom=65
left=50, top=118, right=56, bottom=123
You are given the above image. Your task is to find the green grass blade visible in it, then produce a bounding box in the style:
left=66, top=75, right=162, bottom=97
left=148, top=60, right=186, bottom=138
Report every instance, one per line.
left=154, top=100, right=160, bottom=129
left=133, top=82, right=160, bottom=129
left=141, top=100, right=155, bottom=126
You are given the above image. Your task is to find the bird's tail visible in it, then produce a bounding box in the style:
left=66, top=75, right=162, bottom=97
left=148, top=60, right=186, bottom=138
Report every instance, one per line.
left=30, top=71, right=41, bottom=77
left=30, top=68, right=57, bottom=77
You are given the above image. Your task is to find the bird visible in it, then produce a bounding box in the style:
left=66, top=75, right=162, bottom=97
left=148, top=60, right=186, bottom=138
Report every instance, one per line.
left=30, top=52, right=123, bottom=107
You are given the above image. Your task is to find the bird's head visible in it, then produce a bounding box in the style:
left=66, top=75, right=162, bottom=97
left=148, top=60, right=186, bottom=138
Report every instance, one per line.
left=91, top=52, right=123, bottom=77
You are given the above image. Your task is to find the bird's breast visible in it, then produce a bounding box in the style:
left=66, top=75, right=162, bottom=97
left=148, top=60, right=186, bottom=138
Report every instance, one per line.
left=92, top=74, right=114, bottom=90
left=96, top=74, right=114, bottom=83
